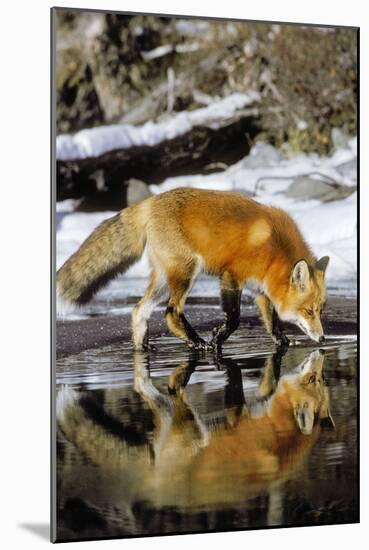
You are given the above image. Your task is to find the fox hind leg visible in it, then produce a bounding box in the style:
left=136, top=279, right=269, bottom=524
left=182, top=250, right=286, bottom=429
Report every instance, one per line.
left=255, top=293, right=289, bottom=347
left=132, top=270, right=168, bottom=351
left=209, top=272, right=242, bottom=353
left=165, top=261, right=206, bottom=350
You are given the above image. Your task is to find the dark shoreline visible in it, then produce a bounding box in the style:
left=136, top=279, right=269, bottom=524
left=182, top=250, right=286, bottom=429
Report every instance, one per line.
left=56, top=296, right=357, bottom=359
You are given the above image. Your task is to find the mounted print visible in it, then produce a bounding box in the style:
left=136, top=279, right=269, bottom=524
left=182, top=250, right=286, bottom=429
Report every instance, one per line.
left=51, top=7, right=358, bottom=543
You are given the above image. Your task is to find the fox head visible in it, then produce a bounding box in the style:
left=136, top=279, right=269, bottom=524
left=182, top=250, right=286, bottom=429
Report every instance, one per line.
left=281, top=349, right=334, bottom=435
left=277, top=256, right=330, bottom=343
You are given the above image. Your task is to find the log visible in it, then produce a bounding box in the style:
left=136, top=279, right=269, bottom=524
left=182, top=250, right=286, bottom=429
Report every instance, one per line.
left=56, top=113, right=260, bottom=205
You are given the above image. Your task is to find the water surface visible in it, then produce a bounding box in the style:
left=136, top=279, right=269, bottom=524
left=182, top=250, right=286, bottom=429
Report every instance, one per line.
left=55, top=334, right=357, bottom=541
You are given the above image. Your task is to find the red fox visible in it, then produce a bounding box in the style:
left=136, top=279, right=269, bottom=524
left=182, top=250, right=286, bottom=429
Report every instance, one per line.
left=56, top=350, right=334, bottom=515
left=57, top=188, right=329, bottom=350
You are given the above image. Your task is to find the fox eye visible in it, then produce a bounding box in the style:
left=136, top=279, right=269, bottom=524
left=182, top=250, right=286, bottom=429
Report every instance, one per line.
left=309, top=374, right=316, bottom=383
left=305, top=309, right=314, bottom=317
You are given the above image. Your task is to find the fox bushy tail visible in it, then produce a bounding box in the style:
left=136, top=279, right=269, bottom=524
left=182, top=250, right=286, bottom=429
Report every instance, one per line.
left=56, top=203, right=147, bottom=315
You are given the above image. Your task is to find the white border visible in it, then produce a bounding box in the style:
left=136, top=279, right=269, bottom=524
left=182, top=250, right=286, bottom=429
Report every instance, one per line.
left=1, top=1, right=366, bottom=548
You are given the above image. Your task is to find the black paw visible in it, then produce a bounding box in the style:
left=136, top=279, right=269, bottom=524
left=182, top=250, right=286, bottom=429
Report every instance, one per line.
left=208, top=337, right=223, bottom=354
left=142, top=343, right=157, bottom=352
left=274, top=334, right=290, bottom=348
left=187, top=339, right=208, bottom=351
left=212, top=323, right=227, bottom=338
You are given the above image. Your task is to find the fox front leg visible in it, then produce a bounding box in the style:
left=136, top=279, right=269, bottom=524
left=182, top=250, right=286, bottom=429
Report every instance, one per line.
left=258, top=347, right=287, bottom=398
left=255, top=293, right=290, bottom=347
left=212, top=355, right=246, bottom=427
left=209, top=273, right=242, bottom=353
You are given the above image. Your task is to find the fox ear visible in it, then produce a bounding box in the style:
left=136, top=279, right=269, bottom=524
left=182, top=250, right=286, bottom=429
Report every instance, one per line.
left=316, top=256, right=330, bottom=274
left=291, top=260, right=310, bottom=290
left=320, top=412, right=335, bottom=431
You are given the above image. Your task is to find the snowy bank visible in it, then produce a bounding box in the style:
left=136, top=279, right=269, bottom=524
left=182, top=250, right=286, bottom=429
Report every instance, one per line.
left=149, top=138, right=357, bottom=195
left=56, top=92, right=260, bottom=161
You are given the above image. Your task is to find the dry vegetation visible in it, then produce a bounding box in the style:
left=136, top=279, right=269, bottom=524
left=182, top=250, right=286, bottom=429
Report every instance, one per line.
left=56, top=10, right=357, bottom=154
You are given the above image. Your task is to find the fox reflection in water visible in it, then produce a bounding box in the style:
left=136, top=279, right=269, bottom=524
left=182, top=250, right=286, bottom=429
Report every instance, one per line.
left=57, top=349, right=335, bottom=529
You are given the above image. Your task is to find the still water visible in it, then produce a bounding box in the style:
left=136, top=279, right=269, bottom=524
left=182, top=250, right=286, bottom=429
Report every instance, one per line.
left=55, top=334, right=357, bottom=541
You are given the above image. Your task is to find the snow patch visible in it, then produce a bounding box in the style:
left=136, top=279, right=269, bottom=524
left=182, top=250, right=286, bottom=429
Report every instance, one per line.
left=56, top=92, right=260, bottom=161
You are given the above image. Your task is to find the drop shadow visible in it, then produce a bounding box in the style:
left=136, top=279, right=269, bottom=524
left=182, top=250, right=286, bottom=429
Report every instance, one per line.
left=18, top=523, right=49, bottom=541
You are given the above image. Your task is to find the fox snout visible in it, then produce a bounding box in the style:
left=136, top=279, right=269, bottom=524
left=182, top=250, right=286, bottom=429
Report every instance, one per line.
left=296, top=316, right=325, bottom=343
left=280, top=310, right=326, bottom=344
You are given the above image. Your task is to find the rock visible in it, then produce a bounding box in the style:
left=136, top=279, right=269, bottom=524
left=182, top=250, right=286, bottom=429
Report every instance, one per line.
left=74, top=178, right=152, bottom=211
left=127, top=179, right=152, bottom=206
left=286, top=176, right=356, bottom=202
left=241, top=142, right=284, bottom=169
left=331, top=128, right=350, bottom=151
left=336, top=159, right=357, bottom=183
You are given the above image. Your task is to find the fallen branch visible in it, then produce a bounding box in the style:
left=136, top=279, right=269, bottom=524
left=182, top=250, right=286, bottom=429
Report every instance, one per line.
left=57, top=113, right=261, bottom=203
